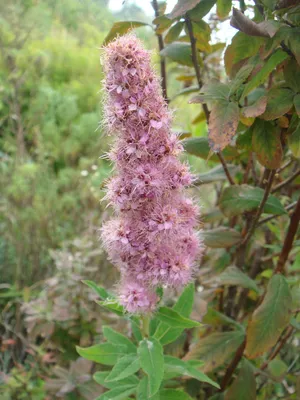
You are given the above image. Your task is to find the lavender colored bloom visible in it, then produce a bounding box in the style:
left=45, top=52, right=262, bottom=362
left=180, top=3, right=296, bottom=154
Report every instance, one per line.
left=101, top=34, right=204, bottom=313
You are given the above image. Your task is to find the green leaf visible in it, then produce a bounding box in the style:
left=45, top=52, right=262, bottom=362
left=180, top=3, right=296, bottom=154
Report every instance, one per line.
left=105, top=354, right=140, bottom=382
left=202, top=307, right=243, bottom=330
left=241, top=49, right=289, bottom=100
left=224, top=360, right=256, bottom=400
left=102, top=326, right=136, bottom=353
left=187, top=0, right=216, bottom=21
left=103, top=21, right=149, bottom=45
left=156, top=307, right=201, bottom=329
left=217, top=0, right=232, bottom=18
left=245, top=274, right=292, bottom=359
left=138, top=338, right=164, bottom=397
left=165, top=22, right=184, bottom=44
left=284, top=59, right=300, bottom=92
left=261, top=88, right=294, bottom=120
left=288, top=122, right=300, bottom=159
left=131, top=319, right=143, bottom=342
left=191, top=21, right=211, bottom=52
left=159, top=389, right=193, bottom=400
left=153, top=15, right=173, bottom=34
left=252, top=120, right=283, bottom=169
left=96, top=384, right=137, bottom=400
left=137, top=377, right=159, bottom=400
left=94, top=372, right=138, bottom=389
left=168, top=0, right=203, bottom=19
left=190, top=82, right=230, bottom=103
left=185, top=331, right=245, bottom=372
left=219, top=184, right=286, bottom=218
left=225, top=32, right=266, bottom=76
left=183, top=137, right=239, bottom=162
left=202, top=209, right=224, bottom=223
left=194, top=164, right=238, bottom=185
left=230, top=61, right=257, bottom=96
left=163, top=356, right=220, bottom=388
left=186, top=365, right=220, bottom=389
left=172, top=86, right=199, bottom=100
left=219, top=266, right=260, bottom=293
left=268, top=359, right=288, bottom=381
left=173, top=283, right=195, bottom=316
left=76, top=343, right=126, bottom=365
left=96, top=299, right=124, bottom=316
left=154, top=283, right=195, bottom=345
left=160, top=43, right=193, bottom=67
left=82, top=280, right=110, bottom=300
left=294, top=94, right=300, bottom=117
left=208, top=100, right=239, bottom=152
left=203, top=228, right=242, bottom=248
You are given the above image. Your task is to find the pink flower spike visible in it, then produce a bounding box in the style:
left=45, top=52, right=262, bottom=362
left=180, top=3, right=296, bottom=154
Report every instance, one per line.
left=100, top=34, right=204, bottom=313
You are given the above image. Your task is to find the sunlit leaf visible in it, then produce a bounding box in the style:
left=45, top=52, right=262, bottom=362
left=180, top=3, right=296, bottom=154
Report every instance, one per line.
left=217, top=0, right=232, bottom=19
left=187, top=0, right=217, bottom=21
left=165, top=21, right=184, bottom=44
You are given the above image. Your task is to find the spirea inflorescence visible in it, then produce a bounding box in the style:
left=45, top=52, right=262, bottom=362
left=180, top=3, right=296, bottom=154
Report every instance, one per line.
left=101, top=34, right=204, bottom=313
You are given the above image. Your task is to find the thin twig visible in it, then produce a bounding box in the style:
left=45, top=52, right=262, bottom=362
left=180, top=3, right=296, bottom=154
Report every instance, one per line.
left=243, top=154, right=253, bottom=184
left=185, top=15, right=234, bottom=186
left=271, top=169, right=300, bottom=193
left=251, top=153, right=259, bottom=185
left=258, top=201, right=297, bottom=226
left=278, top=159, right=293, bottom=173
left=152, top=0, right=168, bottom=102
left=242, top=170, right=276, bottom=245
left=220, top=339, right=246, bottom=391
left=275, top=196, right=300, bottom=274
left=217, top=152, right=235, bottom=185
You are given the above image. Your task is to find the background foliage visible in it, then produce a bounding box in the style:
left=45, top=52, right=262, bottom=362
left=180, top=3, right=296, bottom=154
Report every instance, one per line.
left=1, top=0, right=300, bottom=399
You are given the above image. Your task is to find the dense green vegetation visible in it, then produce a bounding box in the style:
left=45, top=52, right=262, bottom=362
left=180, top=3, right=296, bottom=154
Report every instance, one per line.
left=1, top=0, right=300, bottom=399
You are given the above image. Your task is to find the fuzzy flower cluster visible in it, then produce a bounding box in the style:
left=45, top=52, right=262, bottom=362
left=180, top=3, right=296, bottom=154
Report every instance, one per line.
left=101, top=34, right=204, bottom=313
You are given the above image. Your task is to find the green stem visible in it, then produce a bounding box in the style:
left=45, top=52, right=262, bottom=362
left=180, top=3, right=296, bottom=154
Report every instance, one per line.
left=141, top=314, right=150, bottom=338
